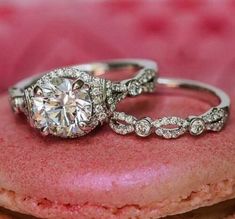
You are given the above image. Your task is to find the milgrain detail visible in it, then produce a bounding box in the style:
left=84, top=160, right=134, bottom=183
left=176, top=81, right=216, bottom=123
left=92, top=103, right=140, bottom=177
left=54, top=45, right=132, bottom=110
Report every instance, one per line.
left=0, top=179, right=234, bottom=219
left=109, top=77, right=231, bottom=139
left=110, top=107, right=229, bottom=139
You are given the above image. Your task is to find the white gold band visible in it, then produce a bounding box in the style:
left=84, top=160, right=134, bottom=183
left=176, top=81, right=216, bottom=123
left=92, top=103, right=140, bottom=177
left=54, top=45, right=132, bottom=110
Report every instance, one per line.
left=109, top=78, right=230, bottom=139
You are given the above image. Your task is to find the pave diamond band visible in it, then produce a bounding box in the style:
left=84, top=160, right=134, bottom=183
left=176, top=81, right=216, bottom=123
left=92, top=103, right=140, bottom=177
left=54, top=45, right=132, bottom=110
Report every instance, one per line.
left=9, top=59, right=158, bottom=138
left=109, top=78, right=230, bottom=139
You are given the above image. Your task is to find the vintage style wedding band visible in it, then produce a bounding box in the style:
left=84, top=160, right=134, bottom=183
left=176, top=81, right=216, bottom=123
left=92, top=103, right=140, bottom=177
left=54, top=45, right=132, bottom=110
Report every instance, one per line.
left=9, top=59, right=157, bottom=138
left=109, top=78, right=230, bottom=139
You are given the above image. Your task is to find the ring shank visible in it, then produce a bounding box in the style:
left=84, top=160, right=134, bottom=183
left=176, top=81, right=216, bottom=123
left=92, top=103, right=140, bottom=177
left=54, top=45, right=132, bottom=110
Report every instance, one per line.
left=10, top=59, right=157, bottom=95
left=9, top=59, right=158, bottom=113
left=75, top=59, right=157, bottom=76
left=157, top=78, right=230, bottom=109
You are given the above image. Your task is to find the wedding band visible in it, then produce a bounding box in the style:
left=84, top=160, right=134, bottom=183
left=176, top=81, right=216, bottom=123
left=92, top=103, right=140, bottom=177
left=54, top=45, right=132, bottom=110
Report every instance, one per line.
left=109, top=78, right=230, bottom=139
left=9, top=59, right=157, bottom=138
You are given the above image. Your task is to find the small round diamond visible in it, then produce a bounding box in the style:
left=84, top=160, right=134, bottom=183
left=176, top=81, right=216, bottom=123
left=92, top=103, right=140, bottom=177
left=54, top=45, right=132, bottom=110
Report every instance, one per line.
left=95, top=105, right=104, bottom=113
left=163, top=130, right=172, bottom=139
left=128, top=80, right=142, bottom=96
left=98, top=113, right=107, bottom=121
left=189, top=118, right=206, bottom=136
left=135, top=118, right=152, bottom=137
left=155, top=128, right=163, bottom=136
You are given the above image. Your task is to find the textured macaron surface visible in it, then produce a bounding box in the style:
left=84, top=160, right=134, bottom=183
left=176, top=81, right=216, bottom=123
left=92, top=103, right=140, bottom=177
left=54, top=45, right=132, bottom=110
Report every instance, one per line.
left=1, top=199, right=235, bottom=219
left=0, top=90, right=234, bottom=219
left=0, top=1, right=235, bottom=218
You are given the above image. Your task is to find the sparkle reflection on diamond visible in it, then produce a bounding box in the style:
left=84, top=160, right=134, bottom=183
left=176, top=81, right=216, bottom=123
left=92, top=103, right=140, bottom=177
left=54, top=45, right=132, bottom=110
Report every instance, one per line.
left=135, top=118, right=152, bottom=137
left=31, top=77, right=92, bottom=137
left=189, top=118, right=205, bottom=136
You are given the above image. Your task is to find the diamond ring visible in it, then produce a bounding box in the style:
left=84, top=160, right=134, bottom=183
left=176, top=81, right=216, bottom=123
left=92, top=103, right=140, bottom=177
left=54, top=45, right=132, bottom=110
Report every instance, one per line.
left=9, top=59, right=158, bottom=138
left=109, top=78, right=230, bottom=139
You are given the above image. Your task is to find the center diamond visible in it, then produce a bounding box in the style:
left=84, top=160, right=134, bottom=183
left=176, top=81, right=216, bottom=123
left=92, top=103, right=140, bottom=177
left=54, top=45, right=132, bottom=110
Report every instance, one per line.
left=31, top=77, right=93, bottom=137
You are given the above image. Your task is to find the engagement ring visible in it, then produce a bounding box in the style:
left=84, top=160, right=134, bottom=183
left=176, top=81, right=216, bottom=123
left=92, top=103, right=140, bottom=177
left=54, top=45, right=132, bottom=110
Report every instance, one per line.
left=9, top=59, right=157, bottom=138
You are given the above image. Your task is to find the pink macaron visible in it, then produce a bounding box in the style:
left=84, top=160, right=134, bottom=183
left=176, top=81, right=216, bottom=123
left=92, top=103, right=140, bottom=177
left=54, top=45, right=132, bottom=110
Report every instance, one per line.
left=0, top=90, right=234, bottom=219
left=0, top=199, right=235, bottom=219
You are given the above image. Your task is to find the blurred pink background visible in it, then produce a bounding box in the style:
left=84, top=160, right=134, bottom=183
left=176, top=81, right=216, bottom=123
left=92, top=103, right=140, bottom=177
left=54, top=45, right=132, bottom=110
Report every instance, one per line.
left=0, top=0, right=235, bottom=95
left=0, top=1, right=235, bottom=218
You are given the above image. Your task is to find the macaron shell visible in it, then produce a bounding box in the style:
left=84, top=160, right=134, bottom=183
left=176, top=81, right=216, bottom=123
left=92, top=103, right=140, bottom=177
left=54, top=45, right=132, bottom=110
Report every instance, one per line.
left=0, top=91, right=234, bottom=218
left=1, top=199, right=235, bottom=219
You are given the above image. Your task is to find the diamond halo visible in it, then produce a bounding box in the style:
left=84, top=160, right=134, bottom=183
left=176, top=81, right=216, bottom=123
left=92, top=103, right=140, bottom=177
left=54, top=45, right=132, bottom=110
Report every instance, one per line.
left=25, top=68, right=107, bottom=138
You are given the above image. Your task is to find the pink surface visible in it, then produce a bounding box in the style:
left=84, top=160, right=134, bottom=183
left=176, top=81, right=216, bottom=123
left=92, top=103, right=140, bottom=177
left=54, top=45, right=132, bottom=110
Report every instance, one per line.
left=0, top=0, right=235, bottom=218
left=0, top=89, right=235, bottom=218
left=0, top=1, right=235, bottom=93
